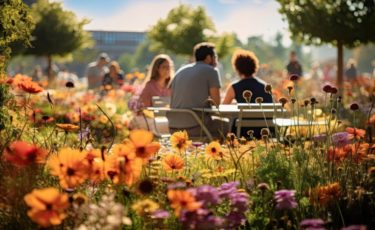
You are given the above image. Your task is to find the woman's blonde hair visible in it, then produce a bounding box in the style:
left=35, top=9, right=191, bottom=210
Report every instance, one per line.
left=145, top=54, right=174, bottom=87
left=109, top=61, right=121, bottom=74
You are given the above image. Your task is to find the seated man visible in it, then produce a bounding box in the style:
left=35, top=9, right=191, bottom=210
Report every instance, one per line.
left=168, top=42, right=228, bottom=139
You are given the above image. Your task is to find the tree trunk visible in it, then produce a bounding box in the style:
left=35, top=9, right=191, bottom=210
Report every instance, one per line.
left=337, top=40, right=344, bottom=95
left=47, top=55, right=53, bottom=84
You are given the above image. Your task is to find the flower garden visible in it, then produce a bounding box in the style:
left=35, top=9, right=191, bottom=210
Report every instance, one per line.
left=0, top=73, right=374, bottom=230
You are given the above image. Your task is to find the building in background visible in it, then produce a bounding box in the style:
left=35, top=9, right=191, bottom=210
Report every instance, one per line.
left=89, top=30, right=146, bottom=60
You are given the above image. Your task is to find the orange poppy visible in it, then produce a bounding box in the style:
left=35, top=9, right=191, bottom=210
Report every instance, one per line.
left=170, top=130, right=192, bottom=152
left=47, top=148, right=89, bottom=189
left=3, top=141, right=47, bottom=167
left=24, top=187, right=69, bottom=227
left=205, top=141, right=223, bottom=159
left=18, top=81, right=43, bottom=94
left=163, top=154, right=184, bottom=171
left=167, top=189, right=201, bottom=217
left=327, top=146, right=346, bottom=163
left=346, top=127, right=366, bottom=139
left=310, top=182, right=341, bottom=206
left=123, top=129, right=160, bottom=163
left=105, top=144, right=143, bottom=186
left=56, top=123, right=79, bottom=132
left=344, top=143, right=369, bottom=163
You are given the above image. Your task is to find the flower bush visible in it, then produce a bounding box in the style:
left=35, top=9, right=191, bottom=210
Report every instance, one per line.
left=0, top=75, right=374, bottom=229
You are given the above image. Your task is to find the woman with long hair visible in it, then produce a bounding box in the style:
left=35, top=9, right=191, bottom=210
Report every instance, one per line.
left=138, top=54, right=174, bottom=107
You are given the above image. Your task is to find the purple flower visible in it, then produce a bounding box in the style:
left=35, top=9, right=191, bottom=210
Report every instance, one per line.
left=127, top=96, right=144, bottom=112
left=300, top=218, right=325, bottom=230
left=189, top=185, right=220, bottom=207
left=219, top=181, right=239, bottom=199
left=78, top=127, right=90, bottom=141
left=225, top=211, right=247, bottom=228
left=180, top=209, right=225, bottom=230
left=151, top=209, right=170, bottom=219
left=332, top=132, right=350, bottom=147
left=274, top=189, right=298, bottom=210
left=229, top=192, right=249, bottom=212
left=341, top=225, right=367, bottom=230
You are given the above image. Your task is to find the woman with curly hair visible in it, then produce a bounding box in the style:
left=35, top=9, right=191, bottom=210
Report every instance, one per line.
left=223, top=49, right=273, bottom=139
left=223, top=49, right=272, bottom=104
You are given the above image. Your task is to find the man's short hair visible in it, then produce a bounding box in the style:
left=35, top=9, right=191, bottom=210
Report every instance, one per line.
left=231, top=49, right=259, bottom=77
left=193, top=42, right=216, bottom=61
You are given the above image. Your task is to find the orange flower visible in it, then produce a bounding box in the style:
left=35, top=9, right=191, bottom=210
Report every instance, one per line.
left=24, top=187, right=69, bottom=227
left=368, top=114, right=375, bottom=125
left=18, top=81, right=43, bottom=94
left=3, top=141, right=47, bottom=167
left=344, top=143, right=369, bottom=163
left=346, top=127, right=366, bottom=139
left=123, top=129, right=160, bottom=163
left=47, top=148, right=89, bottom=189
left=105, top=144, right=143, bottom=186
left=163, top=154, right=184, bottom=171
left=205, top=141, right=223, bottom=159
left=310, top=182, right=341, bottom=206
left=167, top=190, right=201, bottom=217
left=56, top=123, right=79, bottom=132
left=327, top=146, right=347, bottom=163
left=170, top=130, right=192, bottom=152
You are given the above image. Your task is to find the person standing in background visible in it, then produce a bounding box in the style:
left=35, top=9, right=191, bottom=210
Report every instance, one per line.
left=286, top=51, right=303, bottom=77
left=85, top=53, right=110, bottom=90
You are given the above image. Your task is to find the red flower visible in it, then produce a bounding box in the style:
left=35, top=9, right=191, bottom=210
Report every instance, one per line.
left=18, top=81, right=43, bottom=94
left=3, top=141, right=48, bottom=167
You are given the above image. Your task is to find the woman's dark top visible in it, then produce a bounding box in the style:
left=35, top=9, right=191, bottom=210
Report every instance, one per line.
left=231, top=77, right=274, bottom=139
left=232, top=77, right=272, bottom=103
left=102, top=73, right=124, bottom=87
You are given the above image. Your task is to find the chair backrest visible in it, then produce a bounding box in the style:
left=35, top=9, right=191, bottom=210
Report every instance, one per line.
left=236, top=103, right=284, bottom=137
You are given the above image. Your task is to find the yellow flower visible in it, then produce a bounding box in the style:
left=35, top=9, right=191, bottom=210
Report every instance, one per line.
left=205, top=141, right=223, bottom=159
left=47, top=148, right=89, bottom=189
left=170, top=130, right=192, bottom=152
left=163, top=154, right=184, bottom=171
left=24, top=188, right=69, bottom=227
left=132, top=199, right=159, bottom=216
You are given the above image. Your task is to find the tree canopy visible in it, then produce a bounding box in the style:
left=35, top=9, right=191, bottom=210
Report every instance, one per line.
left=277, top=0, right=375, bottom=91
left=27, top=0, right=92, bottom=57
left=0, top=0, right=34, bottom=71
left=148, top=4, right=235, bottom=58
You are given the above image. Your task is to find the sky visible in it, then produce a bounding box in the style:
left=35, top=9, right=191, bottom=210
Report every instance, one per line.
left=52, top=0, right=290, bottom=44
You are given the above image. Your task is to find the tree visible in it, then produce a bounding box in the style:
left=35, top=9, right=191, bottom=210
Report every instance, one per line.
left=0, top=0, right=34, bottom=74
left=277, top=0, right=375, bottom=92
left=26, top=0, right=92, bottom=82
left=149, top=4, right=235, bottom=57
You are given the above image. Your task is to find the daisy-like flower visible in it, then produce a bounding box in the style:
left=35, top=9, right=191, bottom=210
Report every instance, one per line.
left=123, top=129, right=160, bottom=163
left=24, top=188, right=69, bottom=227
left=47, top=148, right=89, bottom=189
left=346, top=127, right=366, bottom=140
left=18, top=81, right=43, bottom=94
left=205, top=141, right=223, bottom=159
left=163, top=154, right=184, bottom=171
left=167, top=189, right=201, bottom=217
left=3, top=141, right=47, bottom=167
left=106, top=144, right=143, bottom=186
left=310, top=182, right=341, bottom=206
left=170, top=130, right=192, bottom=152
